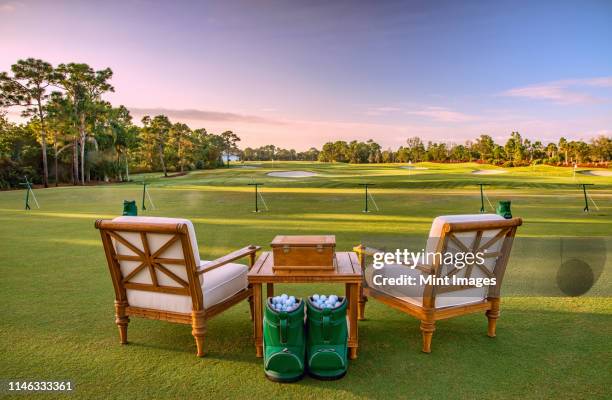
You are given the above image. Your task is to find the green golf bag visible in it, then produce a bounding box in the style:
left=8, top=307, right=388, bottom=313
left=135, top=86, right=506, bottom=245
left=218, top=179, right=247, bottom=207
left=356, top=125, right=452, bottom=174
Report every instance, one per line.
left=122, top=200, right=138, bottom=216
left=496, top=200, right=512, bottom=219
left=263, top=298, right=305, bottom=382
left=306, top=296, right=348, bottom=380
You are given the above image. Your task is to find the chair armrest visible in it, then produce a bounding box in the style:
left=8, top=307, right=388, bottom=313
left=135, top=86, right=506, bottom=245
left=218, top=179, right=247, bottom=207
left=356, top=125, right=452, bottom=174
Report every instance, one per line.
left=353, top=244, right=434, bottom=274
left=352, top=244, right=384, bottom=257
left=413, top=264, right=434, bottom=274
left=197, top=245, right=261, bottom=274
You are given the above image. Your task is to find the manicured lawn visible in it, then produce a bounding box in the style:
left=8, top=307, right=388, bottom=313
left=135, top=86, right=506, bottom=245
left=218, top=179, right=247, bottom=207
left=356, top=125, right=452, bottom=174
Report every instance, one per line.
left=1, top=162, right=610, bottom=399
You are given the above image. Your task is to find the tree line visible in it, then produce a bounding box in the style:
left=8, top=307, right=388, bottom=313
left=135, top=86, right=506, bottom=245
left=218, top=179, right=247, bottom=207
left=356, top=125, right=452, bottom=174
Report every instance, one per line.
left=1, top=58, right=610, bottom=189
left=0, top=58, right=240, bottom=188
left=241, top=133, right=610, bottom=166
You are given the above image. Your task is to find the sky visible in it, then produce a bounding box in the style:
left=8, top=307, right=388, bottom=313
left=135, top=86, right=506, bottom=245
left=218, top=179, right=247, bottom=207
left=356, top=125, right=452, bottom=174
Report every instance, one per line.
left=1, top=0, right=611, bottom=150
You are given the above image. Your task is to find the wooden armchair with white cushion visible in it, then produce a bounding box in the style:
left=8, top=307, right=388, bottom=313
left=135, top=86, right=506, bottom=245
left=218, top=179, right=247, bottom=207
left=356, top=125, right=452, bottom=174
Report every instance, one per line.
left=355, top=214, right=522, bottom=353
left=95, top=216, right=260, bottom=356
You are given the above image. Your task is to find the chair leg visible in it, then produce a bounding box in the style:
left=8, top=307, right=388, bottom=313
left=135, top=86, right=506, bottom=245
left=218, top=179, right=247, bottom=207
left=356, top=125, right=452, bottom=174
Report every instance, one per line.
left=191, top=310, right=207, bottom=357
left=420, top=320, right=436, bottom=353
left=486, top=298, right=500, bottom=338
left=114, top=300, right=129, bottom=345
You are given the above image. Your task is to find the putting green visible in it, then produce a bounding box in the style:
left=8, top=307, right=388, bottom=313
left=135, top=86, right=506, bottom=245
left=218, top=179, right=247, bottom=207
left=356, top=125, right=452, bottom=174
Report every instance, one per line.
left=0, top=162, right=610, bottom=399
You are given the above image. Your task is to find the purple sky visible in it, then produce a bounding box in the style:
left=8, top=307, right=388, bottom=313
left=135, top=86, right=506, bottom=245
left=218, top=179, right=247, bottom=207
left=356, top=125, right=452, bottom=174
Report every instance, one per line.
left=1, top=0, right=611, bottom=150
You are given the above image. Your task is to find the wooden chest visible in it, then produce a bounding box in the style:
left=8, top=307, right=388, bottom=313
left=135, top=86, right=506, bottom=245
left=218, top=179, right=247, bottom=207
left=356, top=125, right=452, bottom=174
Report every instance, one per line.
left=271, top=235, right=336, bottom=272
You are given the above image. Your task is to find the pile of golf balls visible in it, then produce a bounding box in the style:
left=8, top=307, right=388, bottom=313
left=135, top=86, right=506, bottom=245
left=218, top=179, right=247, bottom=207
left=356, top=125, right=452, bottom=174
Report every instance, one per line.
left=311, top=294, right=342, bottom=309
left=270, top=294, right=300, bottom=312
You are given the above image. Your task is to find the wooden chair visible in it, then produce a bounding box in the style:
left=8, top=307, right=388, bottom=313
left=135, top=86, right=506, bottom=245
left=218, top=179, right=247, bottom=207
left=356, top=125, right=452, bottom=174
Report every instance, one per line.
left=95, top=216, right=260, bottom=356
left=354, top=214, right=522, bottom=353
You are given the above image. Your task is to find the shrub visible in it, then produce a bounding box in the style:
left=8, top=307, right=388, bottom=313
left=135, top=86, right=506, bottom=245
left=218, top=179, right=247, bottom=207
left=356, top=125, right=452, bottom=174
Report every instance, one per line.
left=0, top=157, right=37, bottom=189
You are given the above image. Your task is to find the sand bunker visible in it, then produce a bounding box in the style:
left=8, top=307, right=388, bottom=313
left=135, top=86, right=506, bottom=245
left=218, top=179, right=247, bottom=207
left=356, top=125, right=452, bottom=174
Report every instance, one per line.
left=267, top=171, right=318, bottom=178
left=472, top=169, right=507, bottom=175
left=402, top=166, right=429, bottom=170
left=236, top=165, right=260, bottom=169
left=578, top=170, right=612, bottom=177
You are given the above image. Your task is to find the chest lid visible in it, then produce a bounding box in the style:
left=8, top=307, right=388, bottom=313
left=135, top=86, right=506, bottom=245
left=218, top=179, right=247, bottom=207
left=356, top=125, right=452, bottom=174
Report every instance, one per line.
left=270, top=235, right=336, bottom=248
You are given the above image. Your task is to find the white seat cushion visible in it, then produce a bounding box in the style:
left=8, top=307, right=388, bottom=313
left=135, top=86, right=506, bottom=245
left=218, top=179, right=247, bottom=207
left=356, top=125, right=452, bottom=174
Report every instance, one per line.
left=364, top=263, right=424, bottom=307
left=365, top=263, right=490, bottom=309
left=125, top=261, right=248, bottom=312
left=200, top=261, right=249, bottom=309
left=367, top=214, right=505, bottom=309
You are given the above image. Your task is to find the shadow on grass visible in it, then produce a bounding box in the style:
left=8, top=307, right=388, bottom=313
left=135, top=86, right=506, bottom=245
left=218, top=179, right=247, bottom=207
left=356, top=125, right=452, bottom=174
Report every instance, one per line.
left=276, top=304, right=612, bottom=398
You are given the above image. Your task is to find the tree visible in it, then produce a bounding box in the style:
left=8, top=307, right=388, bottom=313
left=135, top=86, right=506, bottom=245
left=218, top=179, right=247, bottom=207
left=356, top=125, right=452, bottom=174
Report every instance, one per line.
left=474, top=134, right=495, bottom=161
left=0, top=58, right=56, bottom=187
left=530, top=140, right=544, bottom=162
left=107, top=105, right=137, bottom=180
left=55, top=63, right=114, bottom=185
left=381, top=149, right=395, bottom=163
left=332, top=141, right=349, bottom=162
left=570, top=140, right=590, bottom=164
left=558, top=137, right=569, bottom=165
left=590, top=135, right=611, bottom=164
left=141, top=115, right=171, bottom=176
left=45, top=92, right=77, bottom=185
left=318, top=142, right=335, bottom=162
left=170, top=122, right=192, bottom=172
left=406, top=136, right=426, bottom=161
left=220, top=130, right=240, bottom=167
left=347, top=140, right=369, bottom=163
left=426, top=141, right=448, bottom=161
left=545, top=142, right=558, bottom=160
left=367, top=139, right=382, bottom=163
left=505, top=131, right=525, bottom=163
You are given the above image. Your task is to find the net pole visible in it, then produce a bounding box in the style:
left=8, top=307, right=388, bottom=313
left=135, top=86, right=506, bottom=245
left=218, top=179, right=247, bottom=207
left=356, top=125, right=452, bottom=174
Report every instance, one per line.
left=142, top=181, right=147, bottom=211
left=24, top=182, right=30, bottom=210
left=480, top=184, right=485, bottom=213
left=248, top=183, right=263, bottom=212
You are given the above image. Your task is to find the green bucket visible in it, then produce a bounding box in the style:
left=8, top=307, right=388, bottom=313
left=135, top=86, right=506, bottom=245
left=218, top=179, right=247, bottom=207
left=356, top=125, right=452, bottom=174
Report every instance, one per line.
left=305, top=296, right=348, bottom=380
left=263, top=298, right=305, bottom=382
left=122, top=200, right=138, bottom=216
left=496, top=200, right=512, bottom=219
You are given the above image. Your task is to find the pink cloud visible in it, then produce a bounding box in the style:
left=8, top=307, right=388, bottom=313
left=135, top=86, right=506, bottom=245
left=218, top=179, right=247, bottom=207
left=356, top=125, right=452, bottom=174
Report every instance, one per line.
left=405, top=106, right=479, bottom=122
left=501, top=77, right=612, bottom=104
left=0, top=1, right=22, bottom=12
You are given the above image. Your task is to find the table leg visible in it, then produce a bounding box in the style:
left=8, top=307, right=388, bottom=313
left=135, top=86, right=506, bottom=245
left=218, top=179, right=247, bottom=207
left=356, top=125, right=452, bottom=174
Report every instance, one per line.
left=358, top=283, right=367, bottom=320
left=266, top=283, right=274, bottom=298
left=253, top=283, right=263, bottom=358
left=347, top=283, right=359, bottom=359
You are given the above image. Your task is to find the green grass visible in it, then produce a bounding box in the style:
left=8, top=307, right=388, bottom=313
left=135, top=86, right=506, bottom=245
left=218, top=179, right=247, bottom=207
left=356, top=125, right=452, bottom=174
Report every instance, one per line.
left=1, top=162, right=611, bottom=399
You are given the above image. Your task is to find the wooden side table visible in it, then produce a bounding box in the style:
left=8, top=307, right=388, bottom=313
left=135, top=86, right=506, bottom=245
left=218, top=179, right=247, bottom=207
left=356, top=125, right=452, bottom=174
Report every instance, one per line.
left=247, top=251, right=363, bottom=359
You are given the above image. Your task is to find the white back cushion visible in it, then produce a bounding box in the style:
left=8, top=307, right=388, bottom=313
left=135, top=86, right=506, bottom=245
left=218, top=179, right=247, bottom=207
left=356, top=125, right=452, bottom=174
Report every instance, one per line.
left=426, top=214, right=505, bottom=308
left=110, top=216, right=200, bottom=312
left=112, top=216, right=200, bottom=265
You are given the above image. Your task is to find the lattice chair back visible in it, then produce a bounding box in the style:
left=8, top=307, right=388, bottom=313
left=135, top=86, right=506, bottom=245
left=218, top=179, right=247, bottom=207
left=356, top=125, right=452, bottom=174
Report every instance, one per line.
left=424, top=214, right=521, bottom=309
left=96, top=216, right=204, bottom=313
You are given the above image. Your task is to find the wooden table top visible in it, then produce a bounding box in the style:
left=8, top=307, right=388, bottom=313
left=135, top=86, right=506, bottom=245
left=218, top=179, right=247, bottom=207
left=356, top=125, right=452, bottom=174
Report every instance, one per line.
left=248, top=251, right=362, bottom=283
